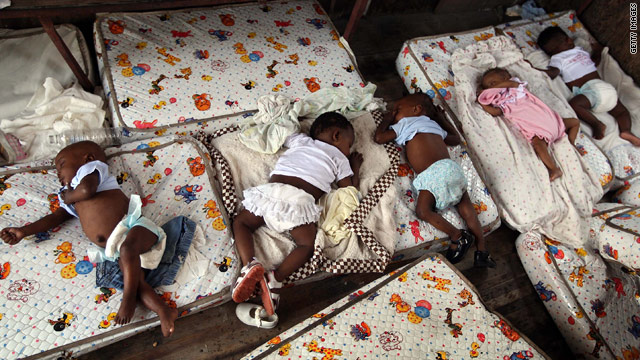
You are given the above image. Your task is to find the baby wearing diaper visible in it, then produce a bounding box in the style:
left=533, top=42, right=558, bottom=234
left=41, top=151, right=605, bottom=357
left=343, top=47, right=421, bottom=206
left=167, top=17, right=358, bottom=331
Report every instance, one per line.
left=478, top=68, right=580, bottom=181
left=0, top=141, right=178, bottom=337
left=375, top=93, right=495, bottom=268
left=537, top=26, right=640, bottom=146
left=232, top=112, right=363, bottom=319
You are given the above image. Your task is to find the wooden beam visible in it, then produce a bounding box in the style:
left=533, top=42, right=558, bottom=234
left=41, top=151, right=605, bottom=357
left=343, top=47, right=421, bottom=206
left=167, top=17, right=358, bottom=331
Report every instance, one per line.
left=343, top=0, right=368, bottom=41
left=38, top=16, right=94, bottom=92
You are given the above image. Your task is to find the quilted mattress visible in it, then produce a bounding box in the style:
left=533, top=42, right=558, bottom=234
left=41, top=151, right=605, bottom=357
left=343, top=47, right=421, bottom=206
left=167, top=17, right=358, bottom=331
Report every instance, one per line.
left=496, top=11, right=640, bottom=189
left=395, top=27, right=614, bottom=192
left=94, top=0, right=363, bottom=132
left=243, top=254, right=548, bottom=359
left=0, top=136, right=237, bottom=359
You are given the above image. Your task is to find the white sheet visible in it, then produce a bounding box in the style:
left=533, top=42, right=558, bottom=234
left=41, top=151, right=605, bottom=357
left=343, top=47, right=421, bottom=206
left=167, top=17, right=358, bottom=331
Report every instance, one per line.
left=451, top=36, right=602, bottom=247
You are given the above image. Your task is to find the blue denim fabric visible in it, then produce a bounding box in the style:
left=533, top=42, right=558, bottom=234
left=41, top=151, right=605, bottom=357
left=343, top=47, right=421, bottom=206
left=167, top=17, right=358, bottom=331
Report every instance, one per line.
left=95, top=216, right=196, bottom=289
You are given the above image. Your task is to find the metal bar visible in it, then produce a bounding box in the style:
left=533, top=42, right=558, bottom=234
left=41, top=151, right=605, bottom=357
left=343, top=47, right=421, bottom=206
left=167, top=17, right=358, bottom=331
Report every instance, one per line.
left=38, top=16, right=94, bottom=92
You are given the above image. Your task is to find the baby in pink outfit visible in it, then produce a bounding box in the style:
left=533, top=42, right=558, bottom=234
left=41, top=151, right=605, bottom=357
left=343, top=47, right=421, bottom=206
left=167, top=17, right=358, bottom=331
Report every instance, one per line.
left=478, top=68, right=579, bottom=181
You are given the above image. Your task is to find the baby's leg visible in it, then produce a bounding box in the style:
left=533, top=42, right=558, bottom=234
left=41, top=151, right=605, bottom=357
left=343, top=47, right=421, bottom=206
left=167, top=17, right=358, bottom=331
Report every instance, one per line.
left=456, top=193, right=485, bottom=251
left=415, top=190, right=461, bottom=246
left=274, top=223, right=316, bottom=282
left=569, top=95, right=607, bottom=139
left=115, top=226, right=158, bottom=325
left=562, top=117, right=580, bottom=145
left=609, top=101, right=640, bottom=146
left=232, top=209, right=265, bottom=266
left=531, top=137, right=562, bottom=181
left=136, top=271, right=178, bottom=337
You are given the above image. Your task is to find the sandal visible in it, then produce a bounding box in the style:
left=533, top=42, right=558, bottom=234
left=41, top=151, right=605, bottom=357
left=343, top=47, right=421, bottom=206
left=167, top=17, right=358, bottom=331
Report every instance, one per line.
left=235, top=303, right=278, bottom=329
left=232, top=258, right=265, bottom=303
left=446, top=230, right=475, bottom=264
left=259, top=270, right=282, bottom=316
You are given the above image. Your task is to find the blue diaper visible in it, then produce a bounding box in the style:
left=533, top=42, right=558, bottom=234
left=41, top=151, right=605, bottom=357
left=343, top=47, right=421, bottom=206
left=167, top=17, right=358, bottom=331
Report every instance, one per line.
left=95, top=216, right=196, bottom=289
left=412, top=159, right=467, bottom=210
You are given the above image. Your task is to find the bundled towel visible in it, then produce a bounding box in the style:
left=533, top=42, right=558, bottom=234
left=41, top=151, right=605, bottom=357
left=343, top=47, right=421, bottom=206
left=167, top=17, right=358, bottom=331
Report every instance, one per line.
left=238, top=84, right=383, bottom=154
left=318, top=186, right=360, bottom=244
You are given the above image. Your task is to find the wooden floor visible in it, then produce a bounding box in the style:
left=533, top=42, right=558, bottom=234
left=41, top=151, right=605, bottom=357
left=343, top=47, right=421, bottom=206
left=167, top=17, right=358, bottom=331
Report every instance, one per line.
left=79, top=4, right=575, bottom=360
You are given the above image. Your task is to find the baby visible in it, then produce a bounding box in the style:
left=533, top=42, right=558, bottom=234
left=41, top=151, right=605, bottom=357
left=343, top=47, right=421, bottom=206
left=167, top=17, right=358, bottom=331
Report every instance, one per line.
left=375, top=93, right=495, bottom=268
left=537, top=26, right=640, bottom=145
left=0, top=141, right=177, bottom=337
left=232, top=112, right=363, bottom=317
left=478, top=68, right=580, bottom=181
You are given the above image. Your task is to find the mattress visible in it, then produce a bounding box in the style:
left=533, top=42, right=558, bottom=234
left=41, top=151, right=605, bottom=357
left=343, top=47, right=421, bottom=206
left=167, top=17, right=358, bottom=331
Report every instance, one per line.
left=516, top=229, right=640, bottom=359
left=94, top=0, right=363, bottom=132
left=496, top=11, right=640, bottom=189
left=0, top=24, right=93, bottom=122
left=395, top=27, right=614, bottom=193
left=590, top=202, right=640, bottom=270
left=243, top=253, right=548, bottom=359
left=0, top=136, right=237, bottom=359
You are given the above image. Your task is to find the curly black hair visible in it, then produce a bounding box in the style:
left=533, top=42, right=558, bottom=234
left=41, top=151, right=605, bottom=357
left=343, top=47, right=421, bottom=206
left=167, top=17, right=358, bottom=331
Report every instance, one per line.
left=537, top=26, right=568, bottom=51
left=309, top=112, right=353, bottom=140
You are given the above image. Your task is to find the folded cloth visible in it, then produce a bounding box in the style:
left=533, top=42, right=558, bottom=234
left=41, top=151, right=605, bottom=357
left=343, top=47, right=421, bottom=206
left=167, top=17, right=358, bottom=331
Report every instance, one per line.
left=95, top=216, right=196, bottom=289
left=102, top=194, right=167, bottom=269
left=572, top=79, right=618, bottom=114
left=319, top=186, right=360, bottom=244
left=413, top=159, right=467, bottom=210
left=242, top=183, right=321, bottom=233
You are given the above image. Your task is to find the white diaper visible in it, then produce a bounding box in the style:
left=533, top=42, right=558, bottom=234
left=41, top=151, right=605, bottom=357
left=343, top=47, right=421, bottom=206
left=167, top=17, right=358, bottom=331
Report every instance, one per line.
left=572, top=79, right=618, bottom=114
left=242, top=183, right=321, bottom=233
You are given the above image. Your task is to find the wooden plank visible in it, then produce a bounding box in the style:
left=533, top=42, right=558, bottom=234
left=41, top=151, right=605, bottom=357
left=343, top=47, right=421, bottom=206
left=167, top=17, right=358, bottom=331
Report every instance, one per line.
left=343, top=0, right=369, bottom=40
left=38, top=16, right=93, bottom=92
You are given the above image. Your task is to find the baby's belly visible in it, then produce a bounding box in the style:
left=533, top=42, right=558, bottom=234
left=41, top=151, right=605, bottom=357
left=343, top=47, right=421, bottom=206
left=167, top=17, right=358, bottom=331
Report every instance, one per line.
left=75, top=191, right=129, bottom=245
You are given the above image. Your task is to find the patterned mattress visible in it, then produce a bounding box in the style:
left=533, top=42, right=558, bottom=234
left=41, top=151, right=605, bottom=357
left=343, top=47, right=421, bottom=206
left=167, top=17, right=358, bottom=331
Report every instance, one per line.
left=93, top=0, right=363, bottom=132
left=395, top=27, right=614, bottom=193
left=496, top=11, right=640, bottom=189
left=516, top=227, right=640, bottom=359
left=243, top=254, right=547, bottom=359
left=0, top=136, right=237, bottom=359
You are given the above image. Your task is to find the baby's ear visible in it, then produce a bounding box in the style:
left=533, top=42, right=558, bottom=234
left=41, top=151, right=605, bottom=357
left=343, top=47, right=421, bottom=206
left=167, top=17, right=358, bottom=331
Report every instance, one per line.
left=84, top=153, right=96, bottom=163
left=331, top=128, right=341, bottom=142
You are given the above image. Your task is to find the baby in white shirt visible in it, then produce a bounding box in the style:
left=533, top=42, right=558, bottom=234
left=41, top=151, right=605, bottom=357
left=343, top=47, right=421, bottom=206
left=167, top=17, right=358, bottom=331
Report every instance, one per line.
left=537, top=26, right=640, bottom=146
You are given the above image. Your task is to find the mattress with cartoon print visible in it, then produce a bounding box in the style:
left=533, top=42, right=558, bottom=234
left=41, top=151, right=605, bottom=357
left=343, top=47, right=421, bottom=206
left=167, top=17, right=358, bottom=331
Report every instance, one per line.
left=0, top=136, right=237, bottom=359
left=242, top=253, right=548, bottom=360
left=93, top=0, right=364, bottom=132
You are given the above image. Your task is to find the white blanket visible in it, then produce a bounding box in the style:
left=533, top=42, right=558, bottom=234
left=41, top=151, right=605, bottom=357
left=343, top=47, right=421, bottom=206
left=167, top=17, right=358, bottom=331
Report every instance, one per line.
left=214, top=111, right=396, bottom=270
left=451, top=36, right=602, bottom=247
left=0, top=77, right=105, bottom=162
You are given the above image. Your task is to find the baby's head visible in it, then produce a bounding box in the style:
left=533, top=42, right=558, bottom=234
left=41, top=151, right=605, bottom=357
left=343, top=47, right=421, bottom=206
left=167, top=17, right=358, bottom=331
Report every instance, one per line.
left=481, top=68, right=511, bottom=89
left=310, top=112, right=354, bottom=156
left=537, top=26, right=574, bottom=56
left=55, top=141, right=106, bottom=186
left=392, top=93, right=436, bottom=123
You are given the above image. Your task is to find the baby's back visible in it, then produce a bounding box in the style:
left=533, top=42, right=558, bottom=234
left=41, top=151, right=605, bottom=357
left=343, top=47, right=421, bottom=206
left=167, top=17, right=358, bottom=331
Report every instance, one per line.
left=405, top=133, right=451, bottom=174
left=74, top=189, right=129, bottom=246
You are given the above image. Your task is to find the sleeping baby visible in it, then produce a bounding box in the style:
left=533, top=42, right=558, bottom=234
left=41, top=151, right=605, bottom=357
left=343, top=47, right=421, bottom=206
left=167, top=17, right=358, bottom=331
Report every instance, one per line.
left=478, top=68, right=580, bottom=181
left=537, top=26, right=640, bottom=146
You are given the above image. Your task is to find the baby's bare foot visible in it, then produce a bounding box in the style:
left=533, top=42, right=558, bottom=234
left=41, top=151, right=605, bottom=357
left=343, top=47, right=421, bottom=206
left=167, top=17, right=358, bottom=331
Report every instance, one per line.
left=620, top=131, right=640, bottom=146
left=115, top=296, right=136, bottom=325
left=592, top=123, right=607, bottom=140
left=159, top=307, right=178, bottom=337
left=549, top=167, right=563, bottom=181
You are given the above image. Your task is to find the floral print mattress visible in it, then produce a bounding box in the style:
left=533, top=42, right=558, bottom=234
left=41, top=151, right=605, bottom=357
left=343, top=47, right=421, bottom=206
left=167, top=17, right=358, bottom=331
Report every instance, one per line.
left=0, top=136, right=237, bottom=359
left=395, top=27, right=614, bottom=193
left=94, top=0, right=363, bottom=132
left=243, top=254, right=547, bottom=360
left=516, top=226, right=640, bottom=359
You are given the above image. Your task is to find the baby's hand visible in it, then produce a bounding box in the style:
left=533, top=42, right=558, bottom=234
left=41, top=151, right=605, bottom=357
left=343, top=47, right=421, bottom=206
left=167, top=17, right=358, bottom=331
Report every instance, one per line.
left=349, top=152, right=364, bottom=170
left=590, top=38, right=604, bottom=54
left=1, top=227, right=25, bottom=245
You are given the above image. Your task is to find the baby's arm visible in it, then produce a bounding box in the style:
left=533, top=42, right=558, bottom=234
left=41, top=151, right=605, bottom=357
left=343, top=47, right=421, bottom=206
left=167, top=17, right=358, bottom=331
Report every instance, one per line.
left=480, top=103, right=503, bottom=117
left=60, top=171, right=100, bottom=205
left=374, top=111, right=398, bottom=144
left=539, top=66, right=560, bottom=79
left=1, top=208, right=72, bottom=245
left=432, top=105, right=461, bottom=146
left=337, top=152, right=363, bottom=189
left=590, top=39, right=604, bottom=66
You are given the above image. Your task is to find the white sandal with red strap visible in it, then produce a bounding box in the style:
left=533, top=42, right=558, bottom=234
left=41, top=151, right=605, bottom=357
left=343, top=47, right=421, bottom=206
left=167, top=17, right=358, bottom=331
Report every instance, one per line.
left=232, top=258, right=265, bottom=303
